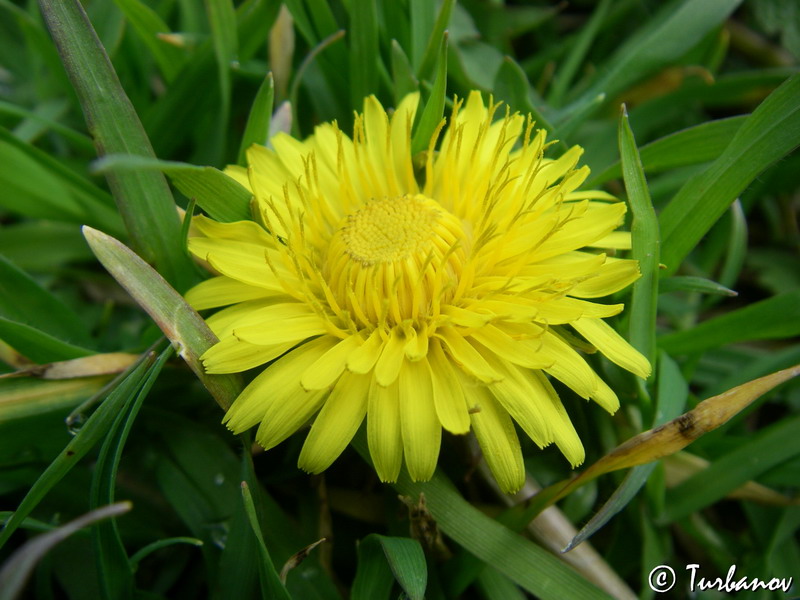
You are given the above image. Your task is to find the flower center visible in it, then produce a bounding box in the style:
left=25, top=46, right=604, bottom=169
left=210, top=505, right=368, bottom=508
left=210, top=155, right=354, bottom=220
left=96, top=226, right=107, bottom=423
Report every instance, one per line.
left=341, top=195, right=440, bottom=265
left=325, top=194, right=467, bottom=328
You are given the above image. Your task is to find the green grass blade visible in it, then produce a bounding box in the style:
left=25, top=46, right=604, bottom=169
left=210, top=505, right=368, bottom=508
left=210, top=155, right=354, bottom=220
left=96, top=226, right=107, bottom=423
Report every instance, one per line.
left=659, top=74, right=800, bottom=275
left=475, top=567, right=527, bottom=600
left=38, top=0, right=192, bottom=290
left=205, top=0, right=238, bottom=141
left=410, top=32, right=447, bottom=156
left=662, top=414, right=800, bottom=523
left=0, top=319, right=94, bottom=363
left=416, top=0, right=454, bottom=81
left=658, top=276, right=737, bottom=297
left=129, top=537, right=203, bottom=569
left=619, top=105, right=659, bottom=366
left=142, top=0, right=292, bottom=160
left=111, top=0, right=185, bottom=82
left=493, top=57, right=559, bottom=142
left=658, top=291, right=800, bottom=355
left=588, top=115, right=748, bottom=186
left=0, top=99, right=94, bottom=152
left=0, top=353, right=154, bottom=550
left=238, top=73, right=274, bottom=165
left=409, top=0, right=436, bottom=71
left=352, top=433, right=611, bottom=600
left=0, top=128, right=122, bottom=235
left=547, top=0, right=611, bottom=107
left=352, top=535, right=427, bottom=600
left=282, top=0, right=316, bottom=45
left=82, top=227, right=243, bottom=410
left=715, top=199, right=747, bottom=291
left=0, top=222, right=94, bottom=272
left=91, top=345, right=171, bottom=600
left=552, top=92, right=606, bottom=139
left=93, top=154, right=252, bottom=223
left=566, top=0, right=743, bottom=116
left=391, top=40, right=419, bottom=105
left=0, top=256, right=91, bottom=347
left=349, top=0, right=379, bottom=109
left=351, top=538, right=393, bottom=600
left=376, top=536, right=427, bottom=600
left=240, top=481, right=292, bottom=600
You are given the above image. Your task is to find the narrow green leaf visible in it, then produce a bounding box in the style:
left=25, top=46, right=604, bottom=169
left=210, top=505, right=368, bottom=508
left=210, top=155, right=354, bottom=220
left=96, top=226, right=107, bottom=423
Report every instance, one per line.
left=111, top=0, right=185, bottom=81
left=658, top=276, right=737, bottom=296
left=0, top=318, right=94, bottom=363
left=352, top=535, right=427, bottom=600
left=38, top=0, right=191, bottom=289
left=377, top=536, right=427, bottom=600
left=704, top=345, right=800, bottom=399
left=278, top=0, right=347, bottom=123
left=410, top=33, right=447, bottom=156
left=0, top=256, right=91, bottom=346
left=0, top=222, right=94, bottom=272
left=129, top=537, right=203, bottom=569
left=547, top=0, right=611, bottom=106
left=662, top=415, right=800, bottom=523
left=282, top=0, right=316, bottom=45
left=416, top=0, right=454, bottom=81
left=349, top=0, right=379, bottom=108
left=0, top=503, right=132, bottom=600
left=0, top=99, right=94, bottom=151
left=352, top=434, right=611, bottom=600
left=82, top=227, right=242, bottom=410
left=241, top=481, right=292, bottom=600
left=0, top=354, right=154, bottom=550
left=475, top=568, right=527, bottom=600
left=566, top=0, right=743, bottom=115
left=658, top=291, right=800, bottom=355
left=493, top=57, right=559, bottom=143
left=618, top=105, right=659, bottom=366
left=552, top=92, right=605, bottom=139
left=0, top=129, right=122, bottom=235
left=305, top=0, right=341, bottom=47
left=391, top=40, right=419, bottom=105
left=588, top=115, right=747, bottom=186
left=231, top=439, right=341, bottom=600
left=93, top=154, right=252, bottom=223
left=288, top=30, right=347, bottom=136
left=205, top=0, right=238, bottom=113
left=409, top=0, right=436, bottom=70
left=91, top=345, right=171, bottom=600
left=351, top=539, right=393, bottom=600
left=660, top=74, right=800, bottom=274
left=715, top=199, right=748, bottom=291
left=238, top=73, right=275, bottom=165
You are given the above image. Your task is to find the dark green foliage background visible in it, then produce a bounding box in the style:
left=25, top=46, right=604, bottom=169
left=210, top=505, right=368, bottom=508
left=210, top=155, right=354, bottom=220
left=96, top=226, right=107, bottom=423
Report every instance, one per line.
left=0, top=0, right=798, bottom=598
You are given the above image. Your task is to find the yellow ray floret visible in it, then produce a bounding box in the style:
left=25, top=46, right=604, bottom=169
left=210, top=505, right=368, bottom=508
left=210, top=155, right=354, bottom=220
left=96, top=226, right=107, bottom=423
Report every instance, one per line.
left=186, top=91, right=651, bottom=493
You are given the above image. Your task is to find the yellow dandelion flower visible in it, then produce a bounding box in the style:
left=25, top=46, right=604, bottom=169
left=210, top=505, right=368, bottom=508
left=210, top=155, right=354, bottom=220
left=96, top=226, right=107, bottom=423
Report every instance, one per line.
left=185, top=91, right=651, bottom=494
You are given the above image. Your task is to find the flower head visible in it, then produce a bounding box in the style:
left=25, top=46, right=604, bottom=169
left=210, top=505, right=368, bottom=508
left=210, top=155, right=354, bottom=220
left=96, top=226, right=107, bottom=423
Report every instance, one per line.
left=185, top=91, right=650, bottom=493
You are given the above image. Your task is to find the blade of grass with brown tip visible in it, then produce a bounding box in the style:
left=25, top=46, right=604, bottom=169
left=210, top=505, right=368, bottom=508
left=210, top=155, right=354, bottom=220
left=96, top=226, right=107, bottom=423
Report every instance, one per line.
left=82, top=226, right=242, bottom=410
left=530, top=364, right=800, bottom=513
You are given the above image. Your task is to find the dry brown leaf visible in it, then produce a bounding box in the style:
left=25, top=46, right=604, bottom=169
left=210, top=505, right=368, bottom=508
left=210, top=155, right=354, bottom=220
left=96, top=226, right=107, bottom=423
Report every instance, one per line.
left=541, top=363, right=800, bottom=507
left=1, top=353, right=139, bottom=380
